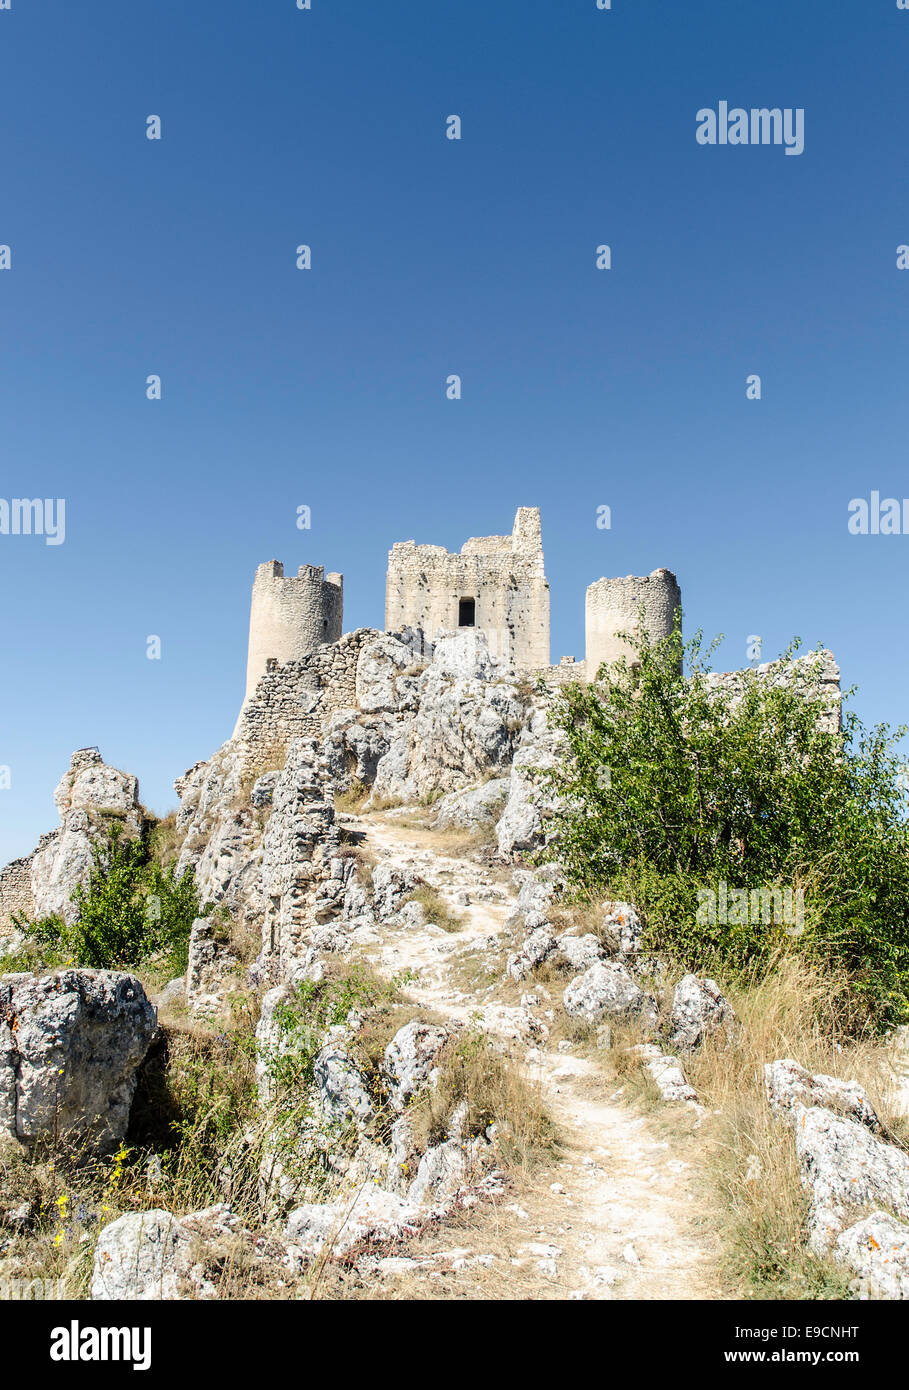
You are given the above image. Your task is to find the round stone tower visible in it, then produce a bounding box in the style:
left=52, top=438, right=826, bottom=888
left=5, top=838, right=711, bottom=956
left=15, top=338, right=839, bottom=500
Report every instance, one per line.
left=585, top=568, right=681, bottom=677
left=242, top=560, right=343, bottom=702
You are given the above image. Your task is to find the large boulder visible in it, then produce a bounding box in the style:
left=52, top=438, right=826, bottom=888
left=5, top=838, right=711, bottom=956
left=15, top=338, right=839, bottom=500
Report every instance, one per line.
left=556, top=933, right=604, bottom=972
left=92, top=1204, right=284, bottom=1300
left=765, top=1059, right=881, bottom=1132
left=668, top=975, right=736, bottom=1052
left=0, top=969, right=157, bottom=1154
left=793, top=1105, right=909, bottom=1252
left=91, top=1210, right=190, bottom=1301
left=563, top=961, right=658, bottom=1030
left=432, top=778, right=510, bottom=832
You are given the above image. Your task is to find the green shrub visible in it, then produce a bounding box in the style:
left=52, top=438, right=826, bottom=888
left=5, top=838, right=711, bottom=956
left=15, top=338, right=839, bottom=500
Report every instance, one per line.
left=13, top=820, right=203, bottom=974
left=544, top=620, right=909, bottom=1027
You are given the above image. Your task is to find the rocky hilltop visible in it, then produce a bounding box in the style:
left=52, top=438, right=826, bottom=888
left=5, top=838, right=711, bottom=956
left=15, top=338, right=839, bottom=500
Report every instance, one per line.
left=3, top=627, right=908, bottom=1303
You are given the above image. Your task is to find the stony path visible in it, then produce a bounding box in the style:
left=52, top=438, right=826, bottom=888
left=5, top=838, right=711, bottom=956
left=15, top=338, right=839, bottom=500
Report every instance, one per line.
left=349, top=810, right=726, bottom=1301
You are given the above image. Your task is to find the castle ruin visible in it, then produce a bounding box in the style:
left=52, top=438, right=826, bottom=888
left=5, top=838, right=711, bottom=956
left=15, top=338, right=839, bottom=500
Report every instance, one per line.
left=235, top=507, right=680, bottom=729
left=241, top=561, right=343, bottom=705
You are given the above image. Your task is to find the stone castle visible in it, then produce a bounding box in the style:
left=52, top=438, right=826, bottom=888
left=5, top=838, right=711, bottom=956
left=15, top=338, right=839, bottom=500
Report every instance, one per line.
left=240, top=506, right=680, bottom=708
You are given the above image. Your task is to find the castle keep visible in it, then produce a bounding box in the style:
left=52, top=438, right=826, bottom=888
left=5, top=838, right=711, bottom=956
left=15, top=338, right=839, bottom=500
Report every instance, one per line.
left=385, top=506, right=551, bottom=668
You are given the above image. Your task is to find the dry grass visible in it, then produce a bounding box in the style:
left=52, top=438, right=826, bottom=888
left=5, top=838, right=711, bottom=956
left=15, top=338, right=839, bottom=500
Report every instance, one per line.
left=601, top=953, right=902, bottom=1299
left=408, top=1032, right=560, bottom=1181
left=334, top=780, right=370, bottom=814
left=405, top=885, right=463, bottom=933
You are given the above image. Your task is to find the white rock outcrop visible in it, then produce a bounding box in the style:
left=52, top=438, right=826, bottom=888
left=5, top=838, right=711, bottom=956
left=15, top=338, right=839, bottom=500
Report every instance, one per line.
left=383, top=1020, right=452, bottom=1114
left=765, top=1058, right=881, bottom=1132
left=29, top=749, right=142, bottom=924
left=792, top=1104, right=909, bottom=1252
left=285, top=1184, right=423, bottom=1257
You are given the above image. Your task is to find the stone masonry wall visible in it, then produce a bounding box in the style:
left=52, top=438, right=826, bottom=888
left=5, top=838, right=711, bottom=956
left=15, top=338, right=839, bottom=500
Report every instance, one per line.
left=234, top=627, right=382, bottom=771
left=385, top=506, right=550, bottom=670
left=0, top=855, right=36, bottom=933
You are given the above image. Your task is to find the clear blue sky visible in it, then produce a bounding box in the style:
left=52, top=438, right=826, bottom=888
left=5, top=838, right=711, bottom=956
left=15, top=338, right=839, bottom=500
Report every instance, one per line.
left=1, top=0, right=906, bottom=863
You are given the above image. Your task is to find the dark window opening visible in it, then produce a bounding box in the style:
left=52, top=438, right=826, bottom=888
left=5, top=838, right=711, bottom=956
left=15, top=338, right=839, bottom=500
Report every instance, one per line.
left=323, top=619, right=328, bottom=632
left=458, top=598, right=476, bottom=627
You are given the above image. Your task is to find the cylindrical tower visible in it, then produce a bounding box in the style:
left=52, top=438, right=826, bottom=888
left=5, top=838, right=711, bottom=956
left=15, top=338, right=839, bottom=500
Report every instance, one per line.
left=585, top=568, right=681, bottom=677
left=243, top=560, right=343, bottom=702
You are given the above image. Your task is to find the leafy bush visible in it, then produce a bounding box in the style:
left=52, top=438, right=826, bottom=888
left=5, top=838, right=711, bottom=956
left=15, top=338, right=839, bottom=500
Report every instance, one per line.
left=544, top=621, right=909, bottom=1027
left=13, top=820, right=203, bottom=974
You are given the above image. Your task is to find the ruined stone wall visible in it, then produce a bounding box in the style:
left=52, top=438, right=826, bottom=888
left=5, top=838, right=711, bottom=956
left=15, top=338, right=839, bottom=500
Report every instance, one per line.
left=705, top=649, right=842, bottom=733
left=0, top=855, right=35, bottom=934
left=242, top=560, right=343, bottom=705
left=234, top=627, right=382, bottom=771
left=532, top=658, right=589, bottom=688
left=585, top=569, right=681, bottom=675
left=385, top=506, right=550, bottom=669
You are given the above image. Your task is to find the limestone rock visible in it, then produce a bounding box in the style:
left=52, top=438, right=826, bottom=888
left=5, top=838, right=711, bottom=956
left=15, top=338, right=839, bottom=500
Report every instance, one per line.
left=599, top=900, right=644, bottom=955
left=91, top=1209, right=190, bottom=1300
left=563, top=961, right=658, bottom=1031
left=284, top=1184, right=423, bottom=1258
left=371, top=863, right=419, bottom=922
left=0, top=969, right=157, bottom=1154
left=506, top=927, right=556, bottom=982
left=507, top=864, right=565, bottom=928
left=793, top=1104, right=909, bottom=1252
left=173, top=742, right=264, bottom=921
left=356, top=634, right=422, bottom=714
left=556, top=933, right=604, bottom=972
left=668, top=974, right=735, bottom=1052
left=371, top=643, right=529, bottom=807
left=430, top=630, right=498, bottom=682
left=185, top=917, right=238, bottom=1017
left=765, top=1058, right=881, bottom=1132
left=433, top=778, right=510, bottom=831
left=633, top=1045, right=698, bottom=1104
left=383, top=1020, right=452, bottom=1113
left=408, top=1140, right=472, bottom=1206
left=313, top=1045, right=373, bottom=1126
left=834, top=1212, right=909, bottom=1299
left=495, top=707, right=565, bottom=859
left=258, top=739, right=345, bottom=974
left=29, top=749, right=142, bottom=924
left=249, top=771, right=280, bottom=808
